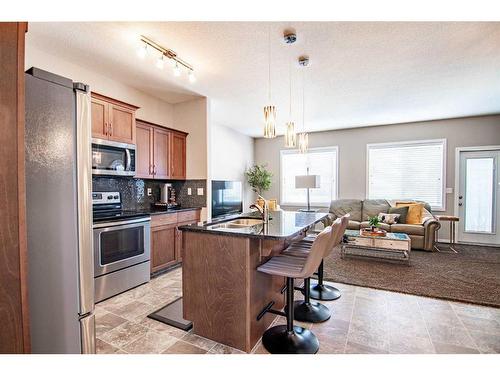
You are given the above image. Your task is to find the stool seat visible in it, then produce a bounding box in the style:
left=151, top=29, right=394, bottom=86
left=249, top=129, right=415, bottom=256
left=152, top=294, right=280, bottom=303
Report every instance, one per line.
left=257, top=255, right=307, bottom=278
left=282, top=245, right=310, bottom=258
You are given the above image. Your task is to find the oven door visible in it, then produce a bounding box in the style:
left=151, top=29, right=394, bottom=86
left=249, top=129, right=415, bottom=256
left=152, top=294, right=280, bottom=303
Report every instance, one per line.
left=92, top=138, right=136, bottom=176
left=93, top=218, right=151, bottom=276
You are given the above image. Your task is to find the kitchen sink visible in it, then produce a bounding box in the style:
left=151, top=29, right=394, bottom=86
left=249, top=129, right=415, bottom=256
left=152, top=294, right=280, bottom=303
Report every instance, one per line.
left=207, top=217, right=264, bottom=229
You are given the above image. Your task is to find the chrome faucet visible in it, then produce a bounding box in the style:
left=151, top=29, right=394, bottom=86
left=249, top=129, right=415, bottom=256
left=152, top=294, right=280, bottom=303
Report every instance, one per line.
left=249, top=195, right=269, bottom=224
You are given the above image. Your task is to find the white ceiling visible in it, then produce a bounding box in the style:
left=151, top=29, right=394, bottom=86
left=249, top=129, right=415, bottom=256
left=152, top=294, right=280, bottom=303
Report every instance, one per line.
left=27, top=22, right=500, bottom=137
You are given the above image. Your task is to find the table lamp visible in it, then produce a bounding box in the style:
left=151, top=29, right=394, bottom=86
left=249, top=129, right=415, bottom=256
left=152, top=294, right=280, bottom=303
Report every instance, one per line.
left=295, top=174, right=320, bottom=212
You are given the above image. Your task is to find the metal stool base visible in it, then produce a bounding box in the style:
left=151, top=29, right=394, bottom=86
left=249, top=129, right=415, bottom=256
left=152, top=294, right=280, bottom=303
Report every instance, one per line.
left=293, top=300, right=331, bottom=323
left=262, top=325, right=319, bottom=354
left=309, top=284, right=342, bottom=301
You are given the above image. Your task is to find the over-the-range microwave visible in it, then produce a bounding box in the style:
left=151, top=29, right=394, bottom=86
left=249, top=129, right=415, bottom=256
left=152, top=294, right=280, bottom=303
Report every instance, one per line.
left=91, top=138, right=136, bottom=177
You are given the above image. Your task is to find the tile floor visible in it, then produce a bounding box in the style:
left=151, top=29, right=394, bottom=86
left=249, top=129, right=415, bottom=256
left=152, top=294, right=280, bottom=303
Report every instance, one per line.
left=95, top=267, right=500, bottom=354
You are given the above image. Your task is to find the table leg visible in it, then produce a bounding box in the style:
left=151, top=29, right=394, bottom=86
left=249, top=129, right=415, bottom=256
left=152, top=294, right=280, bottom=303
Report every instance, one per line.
left=449, top=221, right=458, bottom=253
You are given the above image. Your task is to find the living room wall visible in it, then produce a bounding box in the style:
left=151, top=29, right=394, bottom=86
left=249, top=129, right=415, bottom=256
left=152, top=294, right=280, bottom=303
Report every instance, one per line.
left=254, top=114, right=500, bottom=239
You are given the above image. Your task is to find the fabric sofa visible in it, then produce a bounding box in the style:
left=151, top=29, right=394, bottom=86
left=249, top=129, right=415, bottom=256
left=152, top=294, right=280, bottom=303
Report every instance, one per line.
left=326, top=199, right=441, bottom=251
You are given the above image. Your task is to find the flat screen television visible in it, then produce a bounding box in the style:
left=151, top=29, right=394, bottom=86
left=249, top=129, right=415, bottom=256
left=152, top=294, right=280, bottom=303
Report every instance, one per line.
left=211, top=180, right=243, bottom=219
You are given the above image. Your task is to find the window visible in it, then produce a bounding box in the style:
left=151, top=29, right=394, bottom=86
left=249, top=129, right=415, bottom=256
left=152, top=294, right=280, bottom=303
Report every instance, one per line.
left=280, top=147, right=338, bottom=207
left=367, top=139, right=446, bottom=211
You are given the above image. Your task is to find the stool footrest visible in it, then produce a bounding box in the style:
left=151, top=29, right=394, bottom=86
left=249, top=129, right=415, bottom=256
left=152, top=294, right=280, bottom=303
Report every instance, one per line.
left=256, top=301, right=286, bottom=321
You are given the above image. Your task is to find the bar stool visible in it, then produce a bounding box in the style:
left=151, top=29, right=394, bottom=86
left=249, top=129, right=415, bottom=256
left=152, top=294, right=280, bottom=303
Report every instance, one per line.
left=256, top=225, right=338, bottom=354
left=282, top=215, right=349, bottom=322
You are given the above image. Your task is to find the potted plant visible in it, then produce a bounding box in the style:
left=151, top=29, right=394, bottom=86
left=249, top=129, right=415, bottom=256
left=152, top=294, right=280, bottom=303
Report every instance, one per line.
left=245, top=164, right=272, bottom=203
left=368, top=216, right=381, bottom=232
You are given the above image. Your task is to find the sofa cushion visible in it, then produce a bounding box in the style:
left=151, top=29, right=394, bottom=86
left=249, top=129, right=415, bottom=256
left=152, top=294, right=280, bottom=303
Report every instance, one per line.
left=388, top=206, right=409, bottom=224
left=391, top=223, right=425, bottom=236
left=330, top=199, right=362, bottom=222
left=362, top=199, right=390, bottom=221
left=360, top=221, right=391, bottom=231
left=347, top=220, right=361, bottom=230
left=396, top=202, right=424, bottom=224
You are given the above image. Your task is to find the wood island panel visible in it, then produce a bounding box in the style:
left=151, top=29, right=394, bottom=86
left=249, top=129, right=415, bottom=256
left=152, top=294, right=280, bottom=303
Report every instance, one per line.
left=182, top=231, right=286, bottom=352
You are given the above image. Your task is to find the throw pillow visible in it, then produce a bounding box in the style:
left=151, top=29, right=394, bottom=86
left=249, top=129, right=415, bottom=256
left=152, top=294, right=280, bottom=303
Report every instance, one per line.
left=396, top=202, right=424, bottom=224
left=377, top=213, right=400, bottom=224
left=388, top=206, right=409, bottom=224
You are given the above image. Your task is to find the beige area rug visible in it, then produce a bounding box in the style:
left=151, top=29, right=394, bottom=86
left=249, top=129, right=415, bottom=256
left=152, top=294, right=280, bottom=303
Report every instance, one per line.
left=323, top=243, right=500, bottom=307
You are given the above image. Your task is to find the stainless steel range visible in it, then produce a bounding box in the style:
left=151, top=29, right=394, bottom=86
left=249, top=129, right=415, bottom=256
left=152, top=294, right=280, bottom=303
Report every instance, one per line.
left=92, top=192, right=151, bottom=302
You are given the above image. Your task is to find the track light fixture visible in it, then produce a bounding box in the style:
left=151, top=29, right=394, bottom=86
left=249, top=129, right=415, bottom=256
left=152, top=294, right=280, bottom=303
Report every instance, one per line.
left=137, top=35, right=196, bottom=83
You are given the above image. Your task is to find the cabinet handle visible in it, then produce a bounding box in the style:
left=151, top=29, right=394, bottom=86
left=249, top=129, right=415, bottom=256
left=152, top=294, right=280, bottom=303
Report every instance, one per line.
left=104, top=122, right=108, bottom=135
left=109, top=122, right=113, bottom=136
left=153, top=164, right=156, bottom=175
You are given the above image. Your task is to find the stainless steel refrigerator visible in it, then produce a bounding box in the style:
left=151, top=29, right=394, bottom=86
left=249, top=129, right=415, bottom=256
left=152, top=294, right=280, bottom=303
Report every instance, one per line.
left=25, top=67, right=95, bottom=354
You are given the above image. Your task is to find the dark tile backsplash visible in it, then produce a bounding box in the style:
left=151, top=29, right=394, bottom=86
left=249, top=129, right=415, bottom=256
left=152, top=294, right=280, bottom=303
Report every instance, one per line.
left=92, top=177, right=207, bottom=210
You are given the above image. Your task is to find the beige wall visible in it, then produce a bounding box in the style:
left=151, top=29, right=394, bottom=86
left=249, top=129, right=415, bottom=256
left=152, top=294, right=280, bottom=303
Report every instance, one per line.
left=210, top=123, right=255, bottom=215
left=254, top=115, right=500, bottom=238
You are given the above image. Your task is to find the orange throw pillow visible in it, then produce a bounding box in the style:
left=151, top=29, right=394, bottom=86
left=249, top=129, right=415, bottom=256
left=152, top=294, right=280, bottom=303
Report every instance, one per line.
left=395, top=202, right=424, bottom=224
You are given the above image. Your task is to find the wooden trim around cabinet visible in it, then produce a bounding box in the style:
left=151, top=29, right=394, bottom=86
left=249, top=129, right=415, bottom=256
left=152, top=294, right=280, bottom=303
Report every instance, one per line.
left=90, top=92, right=139, bottom=111
left=136, top=118, right=189, bottom=136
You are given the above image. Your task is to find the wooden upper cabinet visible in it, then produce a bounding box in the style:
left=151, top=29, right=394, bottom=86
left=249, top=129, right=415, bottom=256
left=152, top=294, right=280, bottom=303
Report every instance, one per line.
left=109, top=104, right=136, bottom=144
left=90, top=93, right=139, bottom=144
left=135, top=119, right=188, bottom=180
left=153, top=127, right=170, bottom=179
left=135, top=121, right=154, bottom=179
left=170, top=132, right=187, bottom=179
left=91, top=97, right=108, bottom=139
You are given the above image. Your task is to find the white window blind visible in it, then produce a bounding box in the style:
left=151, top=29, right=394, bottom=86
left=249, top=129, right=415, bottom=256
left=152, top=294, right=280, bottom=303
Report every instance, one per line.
left=367, top=139, right=446, bottom=210
left=280, top=147, right=338, bottom=206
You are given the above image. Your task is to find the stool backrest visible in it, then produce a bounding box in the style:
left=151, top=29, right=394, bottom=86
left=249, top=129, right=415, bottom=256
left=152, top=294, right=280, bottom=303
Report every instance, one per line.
left=298, top=219, right=341, bottom=279
left=325, top=213, right=350, bottom=257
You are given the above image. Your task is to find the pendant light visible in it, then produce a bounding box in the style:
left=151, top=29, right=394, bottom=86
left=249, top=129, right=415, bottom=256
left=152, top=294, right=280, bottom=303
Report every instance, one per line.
left=298, top=56, right=309, bottom=153
left=263, top=27, right=277, bottom=138
left=284, top=42, right=297, bottom=148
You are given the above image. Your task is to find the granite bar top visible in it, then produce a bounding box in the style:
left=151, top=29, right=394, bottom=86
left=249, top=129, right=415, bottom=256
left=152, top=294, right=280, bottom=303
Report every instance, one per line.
left=178, top=210, right=328, bottom=240
left=135, top=207, right=202, bottom=216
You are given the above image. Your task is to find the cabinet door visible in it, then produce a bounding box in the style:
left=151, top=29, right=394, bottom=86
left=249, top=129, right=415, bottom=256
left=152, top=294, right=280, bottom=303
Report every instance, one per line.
left=153, top=128, right=170, bottom=179
left=170, top=132, right=186, bottom=179
left=135, top=122, right=154, bottom=179
left=151, top=225, right=177, bottom=273
left=108, top=104, right=135, bottom=144
left=91, top=97, right=109, bottom=140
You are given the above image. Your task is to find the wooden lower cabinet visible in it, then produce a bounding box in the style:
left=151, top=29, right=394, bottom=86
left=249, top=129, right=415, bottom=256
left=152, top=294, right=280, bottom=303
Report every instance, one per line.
left=151, top=224, right=177, bottom=273
left=150, top=209, right=201, bottom=274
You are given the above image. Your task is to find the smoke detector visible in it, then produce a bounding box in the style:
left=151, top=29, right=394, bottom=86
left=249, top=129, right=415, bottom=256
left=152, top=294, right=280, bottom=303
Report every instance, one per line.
left=283, top=29, right=297, bottom=44
left=298, top=55, right=310, bottom=67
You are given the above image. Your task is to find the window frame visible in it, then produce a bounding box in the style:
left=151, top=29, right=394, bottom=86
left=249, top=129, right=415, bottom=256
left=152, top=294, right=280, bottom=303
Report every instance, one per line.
left=366, top=138, right=447, bottom=212
left=280, top=146, right=339, bottom=207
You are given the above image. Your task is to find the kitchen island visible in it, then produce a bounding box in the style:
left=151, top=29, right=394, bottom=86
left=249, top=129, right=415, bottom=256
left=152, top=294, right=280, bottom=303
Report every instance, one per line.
left=179, top=210, right=328, bottom=352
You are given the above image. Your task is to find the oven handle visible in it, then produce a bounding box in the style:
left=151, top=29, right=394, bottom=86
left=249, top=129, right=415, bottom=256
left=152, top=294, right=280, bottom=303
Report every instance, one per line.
left=93, top=217, right=151, bottom=229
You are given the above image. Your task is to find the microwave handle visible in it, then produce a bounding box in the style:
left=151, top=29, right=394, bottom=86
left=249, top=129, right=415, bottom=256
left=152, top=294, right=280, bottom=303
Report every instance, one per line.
left=125, top=148, right=131, bottom=171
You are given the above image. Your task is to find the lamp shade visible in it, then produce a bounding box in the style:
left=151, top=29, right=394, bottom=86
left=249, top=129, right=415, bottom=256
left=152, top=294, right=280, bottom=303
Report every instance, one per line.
left=295, top=175, right=320, bottom=189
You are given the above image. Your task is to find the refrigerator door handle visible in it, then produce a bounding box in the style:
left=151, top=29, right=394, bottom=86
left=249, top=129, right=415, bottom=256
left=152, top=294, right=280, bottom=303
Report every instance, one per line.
left=76, top=89, right=95, bottom=315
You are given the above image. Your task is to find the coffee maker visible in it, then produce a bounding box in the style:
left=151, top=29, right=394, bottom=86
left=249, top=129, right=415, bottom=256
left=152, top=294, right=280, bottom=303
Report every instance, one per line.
left=154, top=183, right=179, bottom=209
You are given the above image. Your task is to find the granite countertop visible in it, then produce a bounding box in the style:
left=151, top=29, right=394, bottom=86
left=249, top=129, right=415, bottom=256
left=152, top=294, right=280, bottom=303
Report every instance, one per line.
left=135, top=206, right=202, bottom=216
left=178, top=210, right=328, bottom=240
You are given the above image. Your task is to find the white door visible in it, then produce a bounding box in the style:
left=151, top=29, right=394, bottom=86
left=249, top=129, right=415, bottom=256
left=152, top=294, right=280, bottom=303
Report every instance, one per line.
left=457, top=149, right=500, bottom=245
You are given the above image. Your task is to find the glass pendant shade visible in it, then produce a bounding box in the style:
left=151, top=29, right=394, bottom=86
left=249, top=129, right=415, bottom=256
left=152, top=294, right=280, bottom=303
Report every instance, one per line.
left=285, top=122, right=297, bottom=147
left=263, top=105, right=277, bottom=138
left=298, top=132, right=309, bottom=153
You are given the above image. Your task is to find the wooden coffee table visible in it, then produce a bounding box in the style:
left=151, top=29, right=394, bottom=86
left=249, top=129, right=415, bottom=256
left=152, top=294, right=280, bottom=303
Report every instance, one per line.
left=341, top=229, right=412, bottom=265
